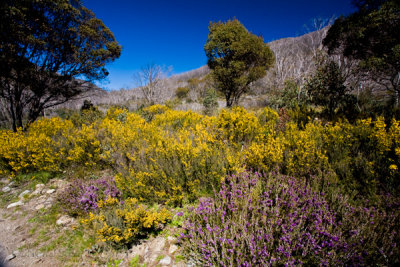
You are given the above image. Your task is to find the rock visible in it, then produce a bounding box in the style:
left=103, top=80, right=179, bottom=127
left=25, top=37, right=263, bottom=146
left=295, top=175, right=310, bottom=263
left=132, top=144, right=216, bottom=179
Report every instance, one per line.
left=31, top=184, right=45, bottom=195
left=0, top=178, right=9, bottom=184
left=45, top=197, right=54, bottom=204
left=19, top=189, right=30, bottom=199
left=35, top=183, right=44, bottom=189
left=169, top=244, right=178, bottom=254
left=50, top=179, right=68, bottom=190
left=5, top=253, right=16, bottom=261
left=56, top=215, right=74, bottom=226
left=185, top=260, right=197, bottom=267
left=152, top=238, right=166, bottom=252
left=145, top=237, right=166, bottom=263
left=130, top=244, right=147, bottom=257
left=37, top=195, right=47, bottom=203
left=167, top=236, right=178, bottom=244
left=35, top=204, right=45, bottom=210
left=8, top=181, right=16, bottom=187
left=159, top=255, right=171, bottom=265
left=7, top=201, right=23, bottom=209
left=2, top=186, right=11, bottom=193
left=46, top=189, right=56, bottom=194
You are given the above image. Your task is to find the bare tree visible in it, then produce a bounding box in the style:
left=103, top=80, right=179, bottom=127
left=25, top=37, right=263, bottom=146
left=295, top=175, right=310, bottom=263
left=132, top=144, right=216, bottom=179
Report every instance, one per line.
left=133, top=63, right=172, bottom=104
left=302, top=16, right=336, bottom=58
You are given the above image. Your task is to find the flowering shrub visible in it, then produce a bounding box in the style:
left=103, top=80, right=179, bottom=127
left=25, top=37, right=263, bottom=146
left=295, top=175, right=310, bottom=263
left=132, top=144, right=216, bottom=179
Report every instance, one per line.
left=113, top=122, right=243, bottom=205
left=217, top=107, right=261, bottom=145
left=81, top=197, right=171, bottom=248
left=283, top=121, right=329, bottom=178
left=1, top=105, right=399, bottom=203
left=256, top=107, right=279, bottom=135
left=0, top=117, right=104, bottom=175
left=0, top=117, right=74, bottom=174
left=245, top=134, right=284, bottom=171
left=180, top=171, right=400, bottom=266
left=140, top=104, right=169, bottom=122
left=323, top=117, right=400, bottom=195
left=58, top=176, right=121, bottom=216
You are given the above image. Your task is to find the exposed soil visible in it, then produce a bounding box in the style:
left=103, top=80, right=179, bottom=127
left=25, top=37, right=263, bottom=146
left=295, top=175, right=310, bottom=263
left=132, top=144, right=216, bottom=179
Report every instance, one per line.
left=0, top=177, right=186, bottom=267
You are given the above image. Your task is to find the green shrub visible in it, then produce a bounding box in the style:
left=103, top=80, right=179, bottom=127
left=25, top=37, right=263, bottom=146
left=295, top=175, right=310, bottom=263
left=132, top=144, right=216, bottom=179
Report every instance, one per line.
left=175, top=87, right=190, bottom=99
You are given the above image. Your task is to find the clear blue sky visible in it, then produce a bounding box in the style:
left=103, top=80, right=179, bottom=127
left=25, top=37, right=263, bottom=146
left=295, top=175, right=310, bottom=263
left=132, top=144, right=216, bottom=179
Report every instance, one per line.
left=82, top=0, right=356, bottom=91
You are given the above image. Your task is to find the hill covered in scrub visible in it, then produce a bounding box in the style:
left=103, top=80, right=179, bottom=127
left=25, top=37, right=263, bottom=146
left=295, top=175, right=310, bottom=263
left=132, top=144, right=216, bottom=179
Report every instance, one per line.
left=50, top=27, right=329, bottom=112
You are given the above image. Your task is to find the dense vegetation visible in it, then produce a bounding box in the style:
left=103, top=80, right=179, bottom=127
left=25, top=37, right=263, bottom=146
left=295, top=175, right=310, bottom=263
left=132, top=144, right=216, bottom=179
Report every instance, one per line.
left=1, top=105, right=399, bottom=264
left=1, top=0, right=400, bottom=266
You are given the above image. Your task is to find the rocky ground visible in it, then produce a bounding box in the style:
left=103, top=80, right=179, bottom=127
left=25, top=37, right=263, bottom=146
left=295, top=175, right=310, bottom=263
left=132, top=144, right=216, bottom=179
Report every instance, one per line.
left=0, top=177, right=188, bottom=267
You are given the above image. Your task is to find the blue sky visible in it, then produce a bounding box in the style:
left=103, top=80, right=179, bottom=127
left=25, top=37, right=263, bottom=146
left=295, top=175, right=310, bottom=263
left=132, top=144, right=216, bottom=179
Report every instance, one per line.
left=82, top=0, right=356, bottom=90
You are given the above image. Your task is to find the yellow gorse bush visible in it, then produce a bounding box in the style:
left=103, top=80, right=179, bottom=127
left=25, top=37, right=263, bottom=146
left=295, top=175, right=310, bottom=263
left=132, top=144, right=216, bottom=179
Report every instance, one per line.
left=0, top=118, right=74, bottom=174
left=81, top=196, right=171, bottom=247
left=0, top=117, right=104, bottom=175
left=217, top=107, right=261, bottom=145
left=283, top=121, right=328, bottom=177
left=1, top=105, right=399, bottom=199
left=111, top=109, right=244, bottom=205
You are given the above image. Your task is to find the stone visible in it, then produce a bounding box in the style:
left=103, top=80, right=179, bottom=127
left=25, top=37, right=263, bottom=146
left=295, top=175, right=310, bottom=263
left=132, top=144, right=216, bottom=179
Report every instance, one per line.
left=19, top=189, right=30, bottom=199
left=35, top=204, right=45, bottom=210
left=167, top=236, right=177, bottom=244
left=169, top=244, right=178, bottom=254
left=50, top=179, right=68, bottom=190
left=37, top=195, right=47, bottom=203
left=2, top=186, right=11, bottom=193
left=7, top=201, right=23, bottom=209
left=5, top=253, right=16, bottom=261
left=153, top=238, right=166, bottom=252
left=0, top=178, right=9, bottom=184
left=130, top=244, right=147, bottom=257
left=185, top=260, right=197, bottom=267
left=159, top=255, right=171, bottom=265
left=146, top=237, right=166, bottom=263
left=56, top=215, right=74, bottom=226
left=31, top=184, right=45, bottom=195
left=35, top=183, right=45, bottom=189
left=46, top=189, right=56, bottom=194
left=45, top=197, right=54, bottom=204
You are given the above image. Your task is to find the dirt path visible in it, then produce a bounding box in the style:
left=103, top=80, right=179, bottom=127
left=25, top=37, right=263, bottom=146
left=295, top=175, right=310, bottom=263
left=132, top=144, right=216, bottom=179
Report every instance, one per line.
left=0, top=208, right=59, bottom=267
left=0, top=179, right=67, bottom=267
left=0, top=177, right=186, bottom=267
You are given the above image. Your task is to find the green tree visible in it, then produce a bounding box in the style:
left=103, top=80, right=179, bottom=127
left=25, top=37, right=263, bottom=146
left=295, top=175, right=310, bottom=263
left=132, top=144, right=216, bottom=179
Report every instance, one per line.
left=304, top=55, right=353, bottom=120
left=202, top=88, right=218, bottom=114
left=204, top=19, right=274, bottom=107
left=323, top=0, right=400, bottom=106
left=0, top=0, right=121, bottom=131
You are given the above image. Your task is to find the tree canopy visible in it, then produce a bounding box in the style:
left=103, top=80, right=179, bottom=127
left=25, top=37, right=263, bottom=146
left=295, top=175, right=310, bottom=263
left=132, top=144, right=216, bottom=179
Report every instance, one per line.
left=0, top=0, right=121, bottom=130
left=204, top=19, right=274, bottom=107
left=323, top=0, right=400, bottom=106
left=304, top=55, right=353, bottom=120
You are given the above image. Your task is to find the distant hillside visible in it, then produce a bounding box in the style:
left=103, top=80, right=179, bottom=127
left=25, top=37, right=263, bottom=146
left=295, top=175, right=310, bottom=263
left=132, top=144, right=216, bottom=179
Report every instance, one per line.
left=55, top=28, right=330, bottom=111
